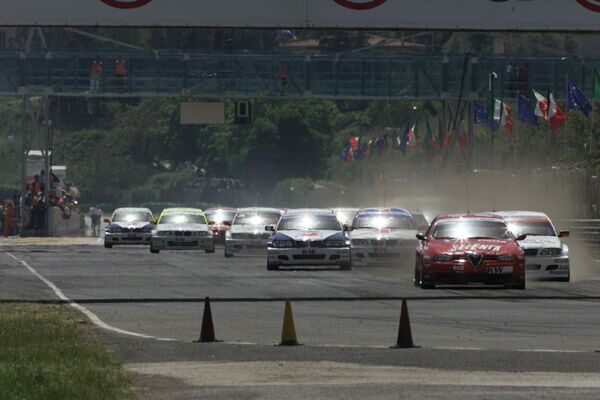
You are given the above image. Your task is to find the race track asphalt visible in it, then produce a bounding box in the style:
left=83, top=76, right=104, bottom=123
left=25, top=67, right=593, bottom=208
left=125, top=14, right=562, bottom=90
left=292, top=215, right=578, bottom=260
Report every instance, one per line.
left=2, top=239, right=600, bottom=399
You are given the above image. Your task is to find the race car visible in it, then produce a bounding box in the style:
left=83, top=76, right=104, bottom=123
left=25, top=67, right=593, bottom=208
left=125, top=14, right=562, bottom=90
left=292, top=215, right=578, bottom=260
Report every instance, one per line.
left=224, top=207, right=284, bottom=257
left=150, top=208, right=214, bottom=253
left=350, top=208, right=419, bottom=266
left=284, top=208, right=334, bottom=215
left=104, top=207, right=155, bottom=248
left=266, top=212, right=351, bottom=271
left=414, top=213, right=526, bottom=289
left=333, top=207, right=359, bottom=227
left=205, top=207, right=238, bottom=245
left=497, top=211, right=570, bottom=282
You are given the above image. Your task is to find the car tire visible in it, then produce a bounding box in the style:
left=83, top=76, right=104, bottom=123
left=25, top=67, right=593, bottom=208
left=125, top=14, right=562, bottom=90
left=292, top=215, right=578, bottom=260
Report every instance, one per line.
left=340, top=262, right=352, bottom=271
left=150, top=246, right=159, bottom=254
left=414, top=265, right=421, bottom=287
left=104, top=242, right=112, bottom=249
left=267, top=261, right=280, bottom=271
left=509, top=279, right=526, bottom=290
left=205, top=248, right=215, bottom=254
left=557, top=274, right=570, bottom=283
left=224, top=251, right=234, bottom=258
left=420, top=281, right=435, bottom=289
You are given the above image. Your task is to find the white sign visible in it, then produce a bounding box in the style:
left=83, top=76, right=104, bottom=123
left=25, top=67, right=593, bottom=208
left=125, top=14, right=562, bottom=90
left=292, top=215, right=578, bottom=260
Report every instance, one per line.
left=2, top=0, right=600, bottom=31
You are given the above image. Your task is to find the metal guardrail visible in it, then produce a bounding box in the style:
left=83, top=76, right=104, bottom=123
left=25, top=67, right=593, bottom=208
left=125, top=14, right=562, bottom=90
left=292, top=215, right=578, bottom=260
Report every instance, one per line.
left=557, top=219, right=600, bottom=251
left=0, top=50, right=598, bottom=99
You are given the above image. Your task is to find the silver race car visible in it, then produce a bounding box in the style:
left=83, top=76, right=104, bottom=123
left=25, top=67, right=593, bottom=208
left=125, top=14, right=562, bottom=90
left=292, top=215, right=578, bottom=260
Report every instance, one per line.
left=225, top=207, right=284, bottom=257
left=104, top=207, right=155, bottom=248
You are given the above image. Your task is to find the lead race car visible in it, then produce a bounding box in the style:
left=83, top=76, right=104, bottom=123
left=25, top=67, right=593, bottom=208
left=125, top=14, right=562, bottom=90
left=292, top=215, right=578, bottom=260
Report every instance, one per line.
left=104, top=207, right=155, bottom=248
left=496, top=211, right=570, bottom=282
left=414, top=213, right=526, bottom=289
left=150, top=208, right=214, bottom=254
left=266, top=212, right=351, bottom=271
left=224, top=207, right=284, bottom=257
left=350, top=208, right=419, bottom=266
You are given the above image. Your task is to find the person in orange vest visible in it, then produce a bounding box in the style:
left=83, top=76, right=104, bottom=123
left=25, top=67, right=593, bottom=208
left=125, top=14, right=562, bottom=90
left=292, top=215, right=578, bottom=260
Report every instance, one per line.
left=89, top=57, right=103, bottom=92
left=114, top=56, right=127, bottom=92
left=277, top=61, right=288, bottom=96
left=3, top=199, right=17, bottom=237
left=32, top=174, right=43, bottom=194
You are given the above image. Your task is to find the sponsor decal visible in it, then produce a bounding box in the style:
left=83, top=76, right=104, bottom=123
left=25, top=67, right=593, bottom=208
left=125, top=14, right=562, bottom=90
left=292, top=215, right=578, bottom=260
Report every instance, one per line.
left=577, top=0, right=600, bottom=12
left=333, top=0, right=387, bottom=10
left=100, top=0, right=152, bottom=9
left=451, top=243, right=502, bottom=252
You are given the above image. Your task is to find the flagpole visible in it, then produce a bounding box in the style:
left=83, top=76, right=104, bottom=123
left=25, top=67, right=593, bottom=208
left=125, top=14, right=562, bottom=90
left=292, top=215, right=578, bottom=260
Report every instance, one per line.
left=590, top=101, right=594, bottom=157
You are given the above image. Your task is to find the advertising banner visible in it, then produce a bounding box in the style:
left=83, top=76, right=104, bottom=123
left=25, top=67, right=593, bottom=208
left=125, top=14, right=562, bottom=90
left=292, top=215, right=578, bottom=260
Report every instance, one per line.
left=2, top=0, right=600, bottom=31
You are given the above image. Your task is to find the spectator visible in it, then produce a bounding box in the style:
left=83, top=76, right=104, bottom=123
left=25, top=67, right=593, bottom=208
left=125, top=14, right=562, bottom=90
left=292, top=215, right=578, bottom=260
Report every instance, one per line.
left=32, top=174, right=43, bottom=195
left=3, top=199, right=18, bottom=237
left=20, top=185, right=33, bottom=229
left=114, top=56, right=127, bottom=92
left=89, top=57, right=103, bottom=92
left=89, top=206, right=103, bottom=237
left=277, top=61, right=288, bottom=96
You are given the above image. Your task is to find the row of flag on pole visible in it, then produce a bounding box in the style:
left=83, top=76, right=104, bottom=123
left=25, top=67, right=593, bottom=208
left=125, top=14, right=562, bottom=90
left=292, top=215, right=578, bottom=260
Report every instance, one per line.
left=340, top=74, right=596, bottom=161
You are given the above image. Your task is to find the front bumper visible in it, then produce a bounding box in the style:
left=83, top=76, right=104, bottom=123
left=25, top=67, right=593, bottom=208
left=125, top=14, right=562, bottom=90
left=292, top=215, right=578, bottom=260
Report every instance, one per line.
left=423, top=260, right=525, bottom=286
left=268, top=247, right=351, bottom=266
left=225, top=238, right=267, bottom=255
left=525, top=255, right=570, bottom=280
left=105, top=231, right=152, bottom=245
left=351, top=245, right=414, bottom=266
left=151, top=236, right=214, bottom=251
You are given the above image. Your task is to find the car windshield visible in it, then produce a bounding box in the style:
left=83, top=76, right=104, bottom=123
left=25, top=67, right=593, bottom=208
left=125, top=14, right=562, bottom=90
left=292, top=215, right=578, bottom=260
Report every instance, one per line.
left=112, top=212, right=153, bottom=223
left=205, top=210, right=236, bottom=223
left=353, top=214, right=414, bottom=229
left=233, top=212, right=281, bottom=226
left=278, top=215, right=341, bottom=231
left=335, top=210, right=357, bottom=226
left=507, top=220, right=556, bottom=236
left=433, top=220, right=511, bottom=240
left=159, top=213, right=205, bottom=225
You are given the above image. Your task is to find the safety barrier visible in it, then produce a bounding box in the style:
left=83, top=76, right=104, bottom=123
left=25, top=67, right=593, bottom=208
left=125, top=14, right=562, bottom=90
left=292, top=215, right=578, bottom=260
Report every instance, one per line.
left=557, top=219, right=600, bottom=253
left=1, top=50, right=600, bottom=100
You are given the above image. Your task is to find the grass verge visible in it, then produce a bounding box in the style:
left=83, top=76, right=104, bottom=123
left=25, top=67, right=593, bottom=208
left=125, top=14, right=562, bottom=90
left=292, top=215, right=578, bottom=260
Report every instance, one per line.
left=0, top=303, right=135, bottom=400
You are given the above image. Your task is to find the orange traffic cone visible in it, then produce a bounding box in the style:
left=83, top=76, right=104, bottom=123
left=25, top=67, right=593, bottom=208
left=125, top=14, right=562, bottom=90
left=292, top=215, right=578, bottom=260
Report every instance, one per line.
left=196, top=296, right=217, bottom=342
left=392, top=299, right=415, bottom=348
left=279, top=299, right=300, bottom=346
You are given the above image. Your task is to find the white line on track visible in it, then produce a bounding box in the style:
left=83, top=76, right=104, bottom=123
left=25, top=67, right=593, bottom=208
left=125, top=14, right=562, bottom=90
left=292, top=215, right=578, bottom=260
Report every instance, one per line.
left=5, top=252, right=178, bottom=342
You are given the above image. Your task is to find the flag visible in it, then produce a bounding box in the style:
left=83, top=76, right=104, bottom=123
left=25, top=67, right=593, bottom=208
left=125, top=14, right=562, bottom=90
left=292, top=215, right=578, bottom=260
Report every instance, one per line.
left=529, top=88, right=548, bottom=119
left=457, top=120, right=467, bottom=150
left=406, top=124, right=417, bottom=149
left=349, top=136, right=360, bottom=152
left=426, top=119, right=440, bottom=150
left=438, top=118, right=450, bottom=148
left=517, top=93, right=539, bottom=126
left=494, top=99, right=513, bottom=134
left=474, top=101, right=489, bottom=125
left=548, top=93, right=565, bottom=130
left=566, top=77, right=592, bottom=118
left=339, top=143, right=351, bottom=161
left=594, top=69, right=600, bottom=100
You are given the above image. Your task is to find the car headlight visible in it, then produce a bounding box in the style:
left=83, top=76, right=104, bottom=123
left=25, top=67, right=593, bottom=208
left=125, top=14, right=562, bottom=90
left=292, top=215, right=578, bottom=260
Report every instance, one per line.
left=272, top=240, right=293, bottom=248
left=497, top=254, right=516, bottom=262
left=324, top=239, right=346, bottom=248
left=539, top=248, right=562, bottom=256
left=351, top=239, right=370, bottom=246
left=433, top=254, right=454, bottom=262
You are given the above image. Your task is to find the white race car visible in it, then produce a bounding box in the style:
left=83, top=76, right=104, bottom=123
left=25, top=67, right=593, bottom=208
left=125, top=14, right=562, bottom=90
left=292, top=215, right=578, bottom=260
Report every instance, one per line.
left=350, top=208, right=419, bottom=266
left=267, top=212, right=351, bottom=271
left=497, top=211, right=570, bottom=282
left=104, top=207, right=155, bottom=248
left=225, top=207, right=284, bottom=257
left=150, top=208, right=214, bottom=254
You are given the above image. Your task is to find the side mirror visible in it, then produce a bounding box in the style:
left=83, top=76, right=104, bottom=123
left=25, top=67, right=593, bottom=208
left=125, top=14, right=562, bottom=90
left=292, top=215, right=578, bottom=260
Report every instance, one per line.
left=151, top=219, right=158, bottom=225
left=103, top=218, right=110, bottom=224
left=558, top=230, right=570, bottom=238
left=265, top=225, right=275, bottom=232
left=223, top=221, right=232, bottom=227
left=342, top=224, right=350, bottom=232
left=416, top=233, right=427, bottom=241
left=516, top=234, right=527, bottom=241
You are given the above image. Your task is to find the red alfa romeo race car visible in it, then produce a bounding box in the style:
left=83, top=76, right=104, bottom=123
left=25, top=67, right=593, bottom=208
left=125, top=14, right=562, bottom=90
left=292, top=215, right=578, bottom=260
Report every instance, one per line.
left=414, top=213, right=526, bottom=290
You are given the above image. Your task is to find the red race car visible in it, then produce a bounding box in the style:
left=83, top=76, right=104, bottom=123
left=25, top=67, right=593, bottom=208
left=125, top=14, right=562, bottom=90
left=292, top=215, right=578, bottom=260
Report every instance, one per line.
left=414, top=213, right=526, bottom=290
left=204, top=207, right=238, bottom=245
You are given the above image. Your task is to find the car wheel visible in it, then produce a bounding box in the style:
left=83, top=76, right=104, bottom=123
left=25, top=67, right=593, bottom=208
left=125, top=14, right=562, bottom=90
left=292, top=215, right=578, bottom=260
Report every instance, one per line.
left=224, top=251, right=234, bottom=258
left=104, top=242, right=112, bottom=249
left=557, top=274, right=570, bottom=283
left=340, top=262, right=351, bottom=271
left=150, top=246, right=159, bottom=254
left=267, top=261, right=280, bottom=271
left=205, top=248, right=215, bottom=254
left=509, top=279, right=526, bottom=290
left=420, top=281, right=435, bottom=289
left=414, top=265, right=421, bottom=287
